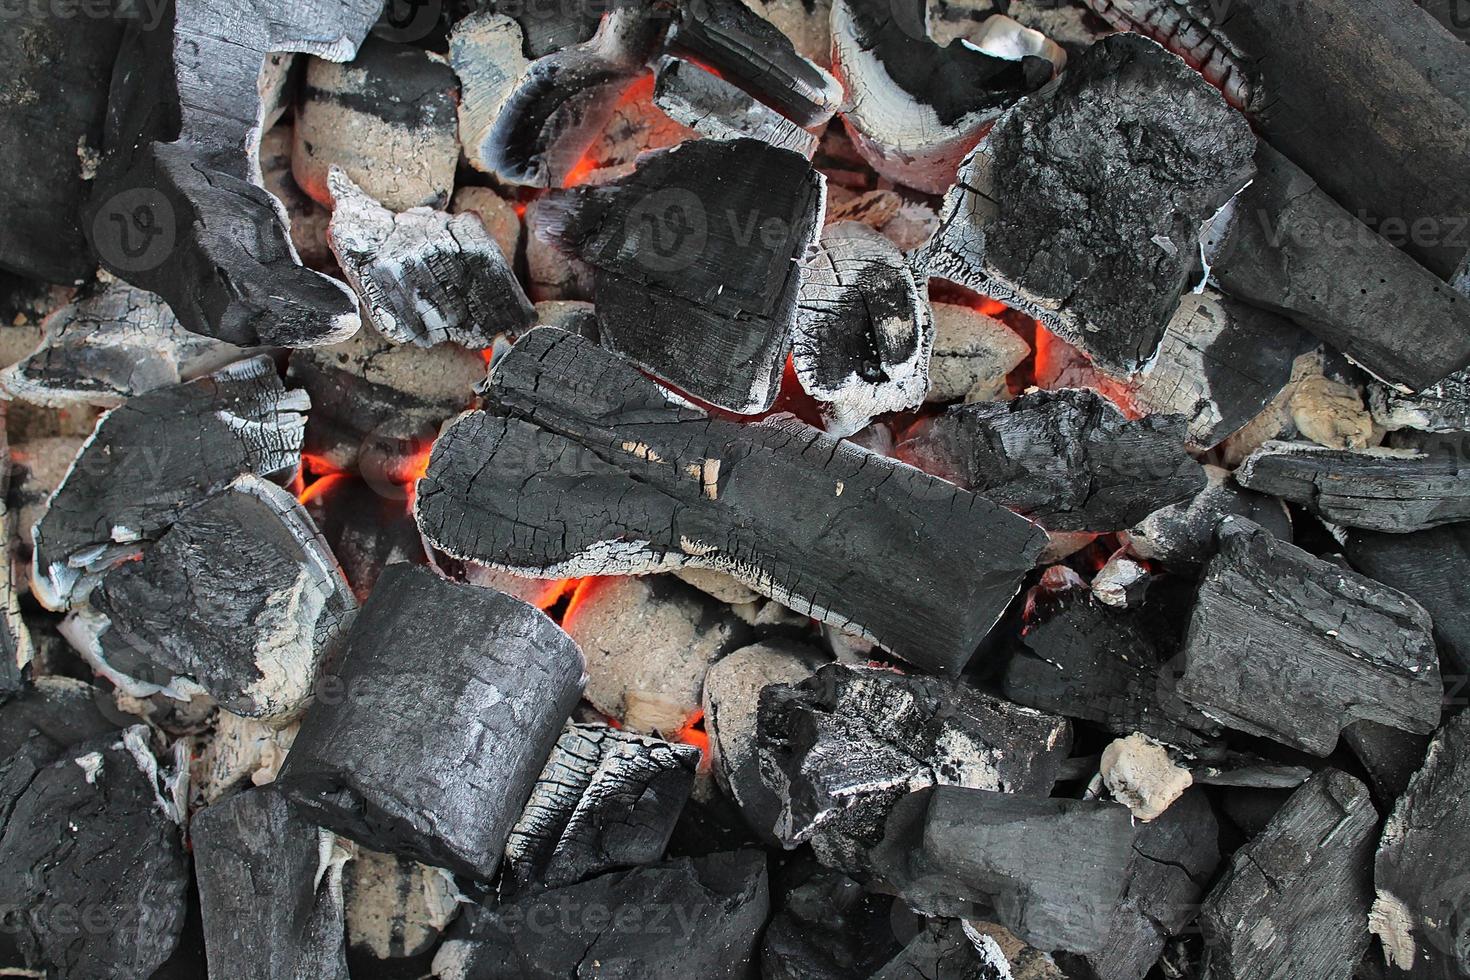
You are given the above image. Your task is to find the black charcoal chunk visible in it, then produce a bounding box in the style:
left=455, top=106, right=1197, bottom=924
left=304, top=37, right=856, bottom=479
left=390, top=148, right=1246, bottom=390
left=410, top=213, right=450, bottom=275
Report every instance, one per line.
left=1127, top=463, right=1291, bottom=571
left=1176, top=517, right=1441, bottom=756
left=1341, top=720, right=1430, bottom=806
left=192, top=787, right=350, bottom=980
left=275, top=563, right=585, bottom=881
left=0, top=676, right=119, bottom=759
left=761, top=868, right=902, bottom=979
left=651, top=57, right=818, bottom=157
left=415, top=328, right=1046, bottom=675
left=1344, top=523, right=1470, bottom=676
left=875, top=918, right=1012, bottom=980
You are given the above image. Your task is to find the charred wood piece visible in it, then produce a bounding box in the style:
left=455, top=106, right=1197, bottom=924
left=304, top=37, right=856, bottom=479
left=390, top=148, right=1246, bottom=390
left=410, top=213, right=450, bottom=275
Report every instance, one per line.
left=1126, top=463, right=1291, bottom=571
left=875, top=918, right=1012, bottom=980
left=1344, top=523, right=1470, bottom=676
left=275, top=563, right=585, bottom=881
left=450, top=13, right=533, bottom=176
left=652, top=57, right=819, bottom=157
left=1176, top=517, right=1442, bottom=756
left=1370, top=367, right=1470, bottom=433
left=916, top=32, right=1255, bottom=375
left=1341, top=719, right=1430, bottom=808
left=760, top=868, right=902, bottom=979
left=415, top=328, right=1046, bottom=674
left=0, top=675, right=119, bottom=759
left=1082, top=0, right=1255, bottom=107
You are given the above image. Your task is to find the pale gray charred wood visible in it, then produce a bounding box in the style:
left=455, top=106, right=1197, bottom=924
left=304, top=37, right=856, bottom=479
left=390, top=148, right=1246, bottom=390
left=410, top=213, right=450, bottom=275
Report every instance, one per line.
left=432, top=851, right=769, bottom=980
left=895, top=388, right=1205, bottom=532
left=501, top=722, right=698, bottom=897
left=868, top=785, right=1135, bottom=954
left=1199, top=770, right=1376, bottom=980
left=793, top=221, right=933, bottom=436
left=450, top=12, right=533, bottom=176
left=414, top=328, right=1046, bottom=674
left=1176, top=517, right=1442, bottom=756
left=1370, top=709, right=1470, bottom=976
left=1236, top=440, right=1470, bottom=534
left=1126, top=463, right=1291, bottom=571
left=30, top=356, right=308, bottom=609
left=652, top=57, right=820, bottom=157
left=300, top=476, right=426, bottom=601
left=327, top=170, right=535, bottom=349
left=1369, top=367, right=1470, bottom=433
left=1209, top=143, right=1470, bottom=391
left=192, top=787, right=350, bottom=980
left=1344, top=523, right=1470, bottom=675
left=478, top=0, right=603, bottom=57
left=537, top=139, right=824, bottom=413
left=914, top=33, right=1256, bottom=375
left=760, top=867, right=903, bottom=979
left=342, top=847, right=459, bottom=960
left=83, top=0, right=378, bottom=347
left=275, top=563, right=585, bottom=881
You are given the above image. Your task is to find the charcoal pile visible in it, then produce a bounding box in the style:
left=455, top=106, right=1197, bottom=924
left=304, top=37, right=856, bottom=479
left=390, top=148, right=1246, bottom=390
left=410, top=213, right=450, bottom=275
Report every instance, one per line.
left=2, top=0, right=1470, bottom=977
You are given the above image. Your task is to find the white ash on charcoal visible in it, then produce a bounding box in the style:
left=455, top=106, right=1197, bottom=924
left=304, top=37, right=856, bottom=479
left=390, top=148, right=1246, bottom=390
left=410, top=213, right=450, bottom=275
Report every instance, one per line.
left=300, top=475, right=425, bottom=601
left=896, top=388, right=1205, bottom=532
left=501, top=722, right=699, bottom=897
left=537, top=138, right=825, bottom=413
left=1370, top=708, right=1470, bottom=976
left=652, top=57, right=819, bottom=158
left=866, top=785, right=1135, bottom=954
left=84, top=0, right=378, bottom=349
left=415, top=328, right=1046, bottom=674
left=259, top=125, right=334, bottom=269
left=1098, top=732, right=1193, bottom=821
left=0, top=281, right=248, bottom=408
left=792, top=221, right=933, bottom=435
left=31, top=356, right=308, bottom=609
left=1212, top=349, right=1361, bottom=466
left=342, top=846, right=460, bottom=961
left=1344, top=523, right=1470, bottom=676
left=434, top=851, right=769, bottom=980
left=964, top=920, right=1071, bottom=980
left=0, top=724, right=188, bottom=980
left=1090, top=550, right=1150, bottom=609
left=192, top=786, right=352, bottom=980
left=878, top=918, right=1013, bottom=979
left=1236, top=440, right=1470, bottom=534
left=1369, top=367, right=1470, bottom=434
left=63, top=475, right=355, bottom=721
left=191, top=709, right=297, bottom=805
left=449, top=186, right=523, bottom=265
left=925, top=302, right=1030, bottom=404
left=915, top=33, right=1255, bottom=375
left=523, top=197, right=595, bottom=301
left=760, top=866, right=902, bottom=978
left=1125, top=464, right=1290, bottom=571
left=327, top=169, right=535, bottom=349
left=1198, top=770, right=1377, bottom=980
left=294, top=38, right=459, bottom=210
left=1175, top=517, right=1442, bottom=756
left=561, top=575, right=749, bottom=735
left=450, top=12, right=534, bottom=176
left=275, top=563, right=585, bottom=881
left=1340, top=720, right=1430, bottom=808
left=830, top=0, right=1053, bottom=194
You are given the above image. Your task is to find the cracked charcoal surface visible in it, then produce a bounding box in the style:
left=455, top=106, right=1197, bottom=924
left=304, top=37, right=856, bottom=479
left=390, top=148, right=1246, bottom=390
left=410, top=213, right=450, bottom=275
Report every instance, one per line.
left=1082, top=0, right=1257, bottom=108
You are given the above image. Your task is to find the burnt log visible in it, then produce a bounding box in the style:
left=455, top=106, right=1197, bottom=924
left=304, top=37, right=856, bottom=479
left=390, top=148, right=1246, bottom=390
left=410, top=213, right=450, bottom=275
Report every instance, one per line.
left=450, top=12, right=534, bottom=176
left=1344, top=523, right=1470, bottom=675
left=915, top=32, right=1256, bottom=375
left=414, top=327, right=1047, bottom=674
left=1176, top=517, right=1442, bottom=756
left=895, top=388, right=1205, bottom=532
left=538, top=138, right=824, bottom=413
left=1369, top=367, right=1470, bottom=433
left=192, top=787, right=350, bottom=980
left=275, top=563, right=585, bottom=881
left=31, top=356, right=308, bottom=609
left=1126, top=463, right=1291, bottom=571
left=651, top=57, right=820, bottom=157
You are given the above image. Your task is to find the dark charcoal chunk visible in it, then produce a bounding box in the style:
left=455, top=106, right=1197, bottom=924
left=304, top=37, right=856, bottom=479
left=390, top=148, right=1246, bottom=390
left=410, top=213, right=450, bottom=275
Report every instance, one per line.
left=1345, top=523, right=1470, bottom=675
left=501, top=723, right=699, bottom=897
left=0, top=676, right=119, bottom=759
left=761, top=867, right=902, bottom=980
left=916, top=32, right=1256, bottom=375
left=874, top=918, right=1011, bottom=980
left=415, top=328, right=1046, bottom=675
left=868, top=785, right=1135, bottom=954
left=192, top=787, right=350, bottom=980
left=1341, top=720, right=1431, bottom=807
left=433, top=851, right=769, bottom=979
left=300, top=475, right=426, bottom=601
left=1199, top=770, right=1376, bottom=980
left=1127, top=463, right=1291, bottom=571
left=1082, top=0, right=1255, bottom=106
left=896, top=388, right=1205, bottom=532
left=1176, top=517, right=1441, bottom=755
left=651, top=57, right=818, bottom=156
left=538, top=138, right=824, bottom=413
left=275, top=563, right=585, bottom=880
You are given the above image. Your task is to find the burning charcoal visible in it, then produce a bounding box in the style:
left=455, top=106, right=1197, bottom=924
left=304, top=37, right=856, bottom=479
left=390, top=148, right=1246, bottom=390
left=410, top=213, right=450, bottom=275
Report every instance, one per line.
left=275, top=563, right=585, bottom=880
left=343, top=847, right=459, bottom=960
left=539, top=139, right=824, bottom=413
left=84, top=0, right=376, bottom=348
left=450, top=12, right=534, bottom=176
left=433, top=851, right=769, bottom=979
left=1198, top=770, right=1376, bottom=980
left=1099, top=733, right=1193, bottom=821
left=761, top=867, right=902, bottom=978
left=191, top=710, right=297, bottom=805
left=896, top=388, right=1205, bottom=532
left=1344, top=524, right=1470, bottom=675
left=1129, top=290, right=1309, bottom=450
left=31, top=357, right=308, bottom=609
left=192, top=787, right=351, bottom=980
left=652, top=57, right=819, bottom=157
left=1126, top=464, right=1290, bottom=571
left=0, top=282, right=247, bottom=408
left=826, top=188, right=939, bottom=252
left=1176, top=517, right=1441, bottom=756
left=66, top=475, right=355, bottom=721
left=793, top=221, right=933, bottom=435
left=868, top=785, right=1135, bottom=953
left=831, top=0, right=1050, bottom=193
left=327, top=170, right=534, bottom=349
left=755, top=663, right=1070, bottom=863
left=1369, top=367, right=1470, bottom=434
left=300, top=475, right=426, bottom=601
left=916, top=33, right=1255, bottom=375
left=0, top=726, right=187, bottom=980
left=294, top=38, right=459, bottom=210
left=1091, top=551, right=1149, bottom=609
left=501, top=722, right=699, bottom=897
left=562, top=575, right=747, bottom=733
left=524, top=197, right=593, bottom=300
left=416, top=328, right=1046, bottom=674
left=1236, top=440, right=1470, bottom=533
left=1370, top=709, right=1470, bottom=976
left=1209, top=143, right=1470, bottom=391
left=876, top=918, right=1012, bottom=979
left=1341, top=720, right=1430, bottom=807
left=926, top=302, right=1030, bottom=404
left=450, top=186, right=523, bottom=263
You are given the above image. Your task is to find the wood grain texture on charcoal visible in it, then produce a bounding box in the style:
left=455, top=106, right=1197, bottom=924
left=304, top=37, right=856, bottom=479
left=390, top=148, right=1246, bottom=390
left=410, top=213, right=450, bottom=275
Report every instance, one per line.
left=652, top=57, right=819, bottom=157
left=1345, top=523, right=1470, bottom=676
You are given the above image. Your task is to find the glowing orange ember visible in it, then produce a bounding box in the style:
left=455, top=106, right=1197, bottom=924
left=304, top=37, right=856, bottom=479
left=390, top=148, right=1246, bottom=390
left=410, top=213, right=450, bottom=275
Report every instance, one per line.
left=673, top=709, right=711, bottom=769
left=296, top=471, right=350, bottom=508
